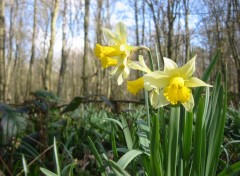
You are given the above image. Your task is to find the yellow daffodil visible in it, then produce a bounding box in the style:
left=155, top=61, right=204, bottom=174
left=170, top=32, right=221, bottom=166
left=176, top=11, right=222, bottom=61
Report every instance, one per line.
left=94, top=22, right=135, bottom=85
left=127, top=55, right=152, bottom=95
left=127, top=77, right=144, bottom=95
left=144, top=55, right=212, bottom=111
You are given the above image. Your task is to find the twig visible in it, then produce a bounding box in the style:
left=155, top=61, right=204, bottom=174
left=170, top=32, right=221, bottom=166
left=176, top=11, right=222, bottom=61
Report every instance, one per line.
left=16, top=144, right=54, bottom=176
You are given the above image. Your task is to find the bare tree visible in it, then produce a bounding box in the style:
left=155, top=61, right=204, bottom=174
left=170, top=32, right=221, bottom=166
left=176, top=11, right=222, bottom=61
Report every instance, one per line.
left=146, top=0, right=163, bottom=66
left=95, top=0, right=103, bottom=95
left=183, top=0, right=190, bottom=61
left=0, top=0, right=5, bottom=102
left=96, top=0, right=103, bottom=45
left=5, top=0, right=14, bottom=101
left=25, top=0, right=37, bottom=98
left=134, top=0, right=140, bottom=46
left=226, top=0, right=240, bottom=94
left=81, top=0, right=90, bottom=96
left=44, top=0, right=59, bottom=90
left=141, top=0, right=145, bottom=45
left=57, top=0, right=68, bottom=98
left=166, top=0, right=180, bottom=60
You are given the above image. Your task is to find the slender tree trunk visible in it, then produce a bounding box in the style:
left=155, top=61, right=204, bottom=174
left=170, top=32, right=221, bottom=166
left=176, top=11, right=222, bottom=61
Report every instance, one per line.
left=26, top=0, right=37, bottom=98
left=71, top=56, right=76, bottom=97
left=96, top=0, right=102, bottom=96
left=183, top=0, right=190, bottom=61
left=5, top=0, right=14, bottom=102
left=106, top=0, right=110, bottom=27
left=167, top=0, right=174, bottom=59
left=44, top=0, right=59, bottom=90
left=134, top=0, right=140, bottom=46
left=146, top=0, right=163, bottom=67
left=82, top=0, right=90, bottom=96
left=0, top=0, right=5, bottom=102
left=96, top=0, right=102, bottom=44
left=14, top=41, right=20, bottom=103
left=226, top=0, right=240, bottom=95
left=141, top=0, right=145, bottom=45
left=57, top=0, right=68, bottom=98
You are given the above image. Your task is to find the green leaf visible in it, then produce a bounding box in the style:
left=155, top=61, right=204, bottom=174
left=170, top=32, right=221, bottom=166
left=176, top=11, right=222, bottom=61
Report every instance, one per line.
left=205, top=73, right=227, bottom=176
left=111, top=128, right=118, bottom=160
left=217, top=161, right=240, bottom=176
left=53, top=137, right=61, bottom=176
left=194, top=50, right=220, bottom=107
left=150, top=113, right=162, bottom=176
left=101, top=118, right=123, bottom=129
left=40, top=168, right=58, bottom=176
left=87, top=137, right=107, bottom=176
left=62, top=162, right=76, bottom=176
left=100, top=96, right=114, bottom=110
left=121, top=116, right=133, bottom=150
left=117, top=150, right=144, bottom=169
left=167, top=106, right=180, bottom=176
left=108, top=160, right=131, bottom=176
left=61, top=97, right=82, bottom=114
left=182, top=111, right=193, bottom=174
left=192, top=97, right=205, bottom=176
left=22, top=154, right=28, bottom=176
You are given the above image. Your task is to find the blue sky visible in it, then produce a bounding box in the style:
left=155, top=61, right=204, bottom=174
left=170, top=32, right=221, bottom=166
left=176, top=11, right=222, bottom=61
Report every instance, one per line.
left=4, top=0, right=209, bottom=61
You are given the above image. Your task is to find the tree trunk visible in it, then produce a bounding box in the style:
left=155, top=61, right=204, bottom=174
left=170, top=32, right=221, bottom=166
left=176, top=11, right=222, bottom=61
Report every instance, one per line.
left=226, top=0, right=240, bottom=96
left=183, top=0, right=190, bottom=61
left=57, top=0, right=68, bottom=98
left=4, top=0, right=14, bottom=102
left=71, top=55, right=76, bottom=97
left=141, top=0, right=145, bottom=45
left=26, top=0, right=37, bottom=99
left=146, top=0, right=163, bottom=67
left=134, top=0, right=140, bottom=46
left=82, top=0, right=90, bottom=96
left=96, top=0, right=103, bottom=96
left=0, top=0, right=5, bottom=102
left=96, top=0, right=102, bottom=44
left=44, top=0, right=59, bottom=90
left=167, top=0, right=174, bottom=59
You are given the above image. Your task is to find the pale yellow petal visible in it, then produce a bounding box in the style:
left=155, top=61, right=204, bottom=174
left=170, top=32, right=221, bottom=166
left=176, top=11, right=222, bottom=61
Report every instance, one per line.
left=178, top=55, right=196, bottom=78
left=129, top=61, right=143, bottom=70
left=110, top=67, right=118, bottom=76
left=102, top=27, right=120, bottom=44
left=150, top=89, right=169, bottom=108
left=185, top=77, right=212, bottom=87
left=123, top=66, right=130, bottom=79
left=182, top=94, right=194, bottom=112
left=115, top=22, right=127, bottom=43
left=163, top=57, right=178, bottom=71
left=144, top=71, right=169, bottom=90
left=117, top=73, right=123, bottom=85
left=129, top=55, right=152, bottom=73
left=139, top=55, right=152, bottom=73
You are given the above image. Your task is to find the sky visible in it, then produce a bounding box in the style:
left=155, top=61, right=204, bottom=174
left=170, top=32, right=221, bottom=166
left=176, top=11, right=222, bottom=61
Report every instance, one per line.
left=4, top=0, right=208, bottom=63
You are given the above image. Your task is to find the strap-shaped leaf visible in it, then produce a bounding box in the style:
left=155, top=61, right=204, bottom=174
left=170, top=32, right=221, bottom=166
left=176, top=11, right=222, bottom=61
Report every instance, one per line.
left=117, top=149, right=144, bottom=169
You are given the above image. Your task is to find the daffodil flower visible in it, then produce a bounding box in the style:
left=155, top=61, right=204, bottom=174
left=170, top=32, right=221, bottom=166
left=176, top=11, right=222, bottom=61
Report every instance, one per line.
left=144, top=55, right=212, bottom=111
left=94, top=22, right=135, bottom=85
left=127, top=55, right=152, bottom=95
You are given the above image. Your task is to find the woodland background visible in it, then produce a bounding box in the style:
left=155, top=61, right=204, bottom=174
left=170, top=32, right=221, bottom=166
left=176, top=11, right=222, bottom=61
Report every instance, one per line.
left=0, top=0, right=239, bottom=104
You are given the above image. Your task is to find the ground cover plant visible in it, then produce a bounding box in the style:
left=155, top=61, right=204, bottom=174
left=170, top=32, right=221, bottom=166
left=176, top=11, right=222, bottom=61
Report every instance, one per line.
left=0, top=22, right=240, bottom=176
